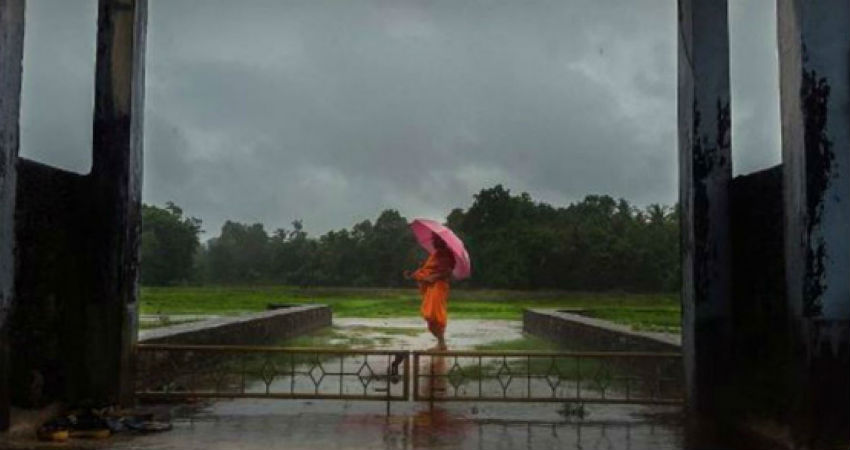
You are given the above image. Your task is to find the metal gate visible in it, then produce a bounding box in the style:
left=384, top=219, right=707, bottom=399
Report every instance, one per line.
left=136, top=344, right=410, bottom=402
left=412, top=350, right=682, bottom=404
left=135, top=345, right=683, bottom=405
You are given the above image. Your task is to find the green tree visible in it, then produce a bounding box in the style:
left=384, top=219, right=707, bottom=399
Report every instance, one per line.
left=140, top=202, right=202, bottom=285
left=195, top=184, right=680, bottom=292
left=207, top=221, right=271, bottom=283
left=269, top=220, right=319, bottom=285
left=368, top=210, right=419, bottom=286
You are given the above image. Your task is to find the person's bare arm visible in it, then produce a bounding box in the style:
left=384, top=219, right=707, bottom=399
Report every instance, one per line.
left=423, top=268, right=452, bottom=283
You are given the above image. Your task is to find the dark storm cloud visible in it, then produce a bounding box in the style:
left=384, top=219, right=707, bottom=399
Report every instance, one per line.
left=20, top=0, right=780, bottom=237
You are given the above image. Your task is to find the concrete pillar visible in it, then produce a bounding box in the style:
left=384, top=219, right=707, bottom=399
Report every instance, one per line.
left=778, top=0, right=850, bottom=439
left=8, top=0, right=145, bottom=409
left=0, top=0, right=24, bottom=431
left=89, top=0, right=147, bottom=406
left=677, top=0, right=733, bottom=413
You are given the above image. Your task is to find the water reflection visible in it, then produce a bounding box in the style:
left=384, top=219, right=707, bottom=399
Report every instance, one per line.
left=136, top=348, right=687, bottom=449
left=396, top=413, right=675, bottom=450
left=423, top=354, right=447, bottom=399
left=151, top=398, right=685, bottom=450
left=403, top=354, right=679, bottom=450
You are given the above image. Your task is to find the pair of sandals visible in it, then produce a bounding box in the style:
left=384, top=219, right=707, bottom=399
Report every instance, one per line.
left=37, top=412, right=109, bottom=441
left=37, top=409, right=172, bottom=442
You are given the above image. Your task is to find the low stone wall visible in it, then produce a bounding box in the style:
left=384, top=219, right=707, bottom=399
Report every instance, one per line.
left=523, top=309, right=680, bottom=352
left=139, top=305, right=331, bottom=345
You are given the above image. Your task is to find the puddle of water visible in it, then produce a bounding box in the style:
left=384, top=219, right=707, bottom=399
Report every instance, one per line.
left=125, top=319, right=697, bottom=450
left=287, top=318, right=525, bottom=351
left=122, top=400, right=686, bottom=450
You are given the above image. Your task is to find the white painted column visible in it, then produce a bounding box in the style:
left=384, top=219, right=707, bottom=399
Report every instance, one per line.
left=678, top=0, right=733, bottom=413
left=778, top=0, right=850, bottom=437
left=0, top=0, right=25, bottom=431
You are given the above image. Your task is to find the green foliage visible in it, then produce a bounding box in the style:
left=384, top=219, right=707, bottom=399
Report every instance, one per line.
left=140, top=286, right=680, bottom=329
left=140, top=202, right=202, bottom=285
left=195, top=209, right=420, bottom=288
left=144, top=186, right=680, bottom=292
left=205, top=221, right=271, bottom=283
left=447, top=186, right=680, bottom=291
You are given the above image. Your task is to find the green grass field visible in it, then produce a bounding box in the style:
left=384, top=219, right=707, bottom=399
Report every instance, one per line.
left=140, top=286, right=681, bottom=332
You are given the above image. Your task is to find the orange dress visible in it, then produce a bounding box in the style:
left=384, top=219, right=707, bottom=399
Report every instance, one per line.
left=412, top=250, right=455, bottom=335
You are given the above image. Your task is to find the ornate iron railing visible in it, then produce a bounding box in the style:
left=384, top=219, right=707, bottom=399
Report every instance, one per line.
left=413, top=350, right=683, bottom=404
left=135, top=344, right=410, bottom=401
left=135, top=345, right=683, bottom=405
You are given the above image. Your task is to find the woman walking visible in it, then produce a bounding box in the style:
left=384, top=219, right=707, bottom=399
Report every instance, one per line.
left=405, top=233, right=455, bottom=350
left=405, top=219, right=471, bottom=351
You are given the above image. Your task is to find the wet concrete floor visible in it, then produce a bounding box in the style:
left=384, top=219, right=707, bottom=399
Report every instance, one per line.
left=117, top=400, right=685, bottom=450
left=115, top=318, right=703, bottom=450
left=324, top=318, right=527, bottom=349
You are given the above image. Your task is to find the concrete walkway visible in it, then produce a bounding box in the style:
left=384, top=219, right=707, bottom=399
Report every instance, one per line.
left=115, top=400, right=684, bottom=450
left=118, top=318, right=688, bottom=450
left=329, top=317, right=526, bottom=349
left=4, top=318, right=700, bottom=450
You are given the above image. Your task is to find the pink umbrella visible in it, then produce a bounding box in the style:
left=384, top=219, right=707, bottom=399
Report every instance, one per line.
left=409, top=218, right=471, bottom=280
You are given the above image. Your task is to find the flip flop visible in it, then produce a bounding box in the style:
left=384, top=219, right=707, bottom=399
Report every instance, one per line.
left=122, top=416, right=173, bottom=433
left=66, top=410, right=112, bottom=439
left=36, top=418, right=71, bottom=442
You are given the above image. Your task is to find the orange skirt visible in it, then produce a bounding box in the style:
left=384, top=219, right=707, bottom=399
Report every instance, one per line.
left=419, top=280, right=449, bottom=331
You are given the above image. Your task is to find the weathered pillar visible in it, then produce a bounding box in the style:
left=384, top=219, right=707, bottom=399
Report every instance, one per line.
left=0, top=0, right=24, bottom=431
left=88, top=0, right=146, bottom=406
left=677, top=0, right=733, bottom=413
left=777, top=0, right=850, bottom=441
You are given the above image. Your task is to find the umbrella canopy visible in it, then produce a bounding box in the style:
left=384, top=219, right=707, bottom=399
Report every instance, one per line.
left=409, top=218, right=471, bottom=280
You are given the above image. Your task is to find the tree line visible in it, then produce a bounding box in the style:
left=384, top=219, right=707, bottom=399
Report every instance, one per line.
left=141, top=185, right=679, bottom=292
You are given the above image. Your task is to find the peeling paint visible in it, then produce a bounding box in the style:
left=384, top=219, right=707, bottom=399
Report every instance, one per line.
left=715, top=99, right=731, bottom=166
left=800, top=69, right=833, bottom=317
left=804, top=319, right=850, bottom=360
left=690, top=98, right=731, bottom=306
left=691, top=102, right=709, bottom=305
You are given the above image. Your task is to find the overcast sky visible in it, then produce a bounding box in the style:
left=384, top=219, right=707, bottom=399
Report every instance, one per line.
left=19, top=0, right=780, bottom=237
